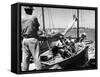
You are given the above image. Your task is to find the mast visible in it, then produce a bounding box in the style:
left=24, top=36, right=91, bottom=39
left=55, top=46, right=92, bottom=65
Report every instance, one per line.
left=42, top=7, right=46, bottom=32
left=77, top=9, right=79, bottom=41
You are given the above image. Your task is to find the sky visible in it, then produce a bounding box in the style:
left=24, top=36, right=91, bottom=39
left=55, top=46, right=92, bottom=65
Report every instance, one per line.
left=21, top=6, right=95, bottom=29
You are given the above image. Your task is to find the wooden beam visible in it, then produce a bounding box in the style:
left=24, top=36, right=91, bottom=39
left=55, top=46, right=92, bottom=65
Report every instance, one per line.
left=42, top=7, right=46, bottom=32
left=77, top=9, right=79, bottom=41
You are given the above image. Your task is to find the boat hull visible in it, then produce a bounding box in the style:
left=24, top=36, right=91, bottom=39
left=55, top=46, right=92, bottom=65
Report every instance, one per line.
left=57, top=46, right=89, bottom=68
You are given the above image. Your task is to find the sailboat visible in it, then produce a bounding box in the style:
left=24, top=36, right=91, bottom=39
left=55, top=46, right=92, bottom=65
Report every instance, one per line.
left=36, top=7, right=90, bottom=69
left=25, top=7, right=89, bottom=69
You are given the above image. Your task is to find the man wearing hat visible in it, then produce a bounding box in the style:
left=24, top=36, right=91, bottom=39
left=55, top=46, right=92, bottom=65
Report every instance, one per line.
left=21, top=7, right=42, bottom=71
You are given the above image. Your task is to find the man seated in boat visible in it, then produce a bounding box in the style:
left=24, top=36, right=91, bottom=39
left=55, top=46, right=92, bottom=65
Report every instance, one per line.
left=79, top=32, right=87, bottom=42
left=64, top=32, right=87, bottom=53
left=74, top=32, right=87, bottom=53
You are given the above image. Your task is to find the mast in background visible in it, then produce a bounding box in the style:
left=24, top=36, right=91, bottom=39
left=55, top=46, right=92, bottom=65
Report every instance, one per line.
left=77, top=9, right=79, bottom=41
left=42, top=7, right=46, bottom=32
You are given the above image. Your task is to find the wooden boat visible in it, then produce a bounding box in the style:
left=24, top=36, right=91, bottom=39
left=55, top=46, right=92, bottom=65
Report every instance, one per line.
left=39, top=33, right=89, bottom=69
left=29, top=7, right=89, bottom=69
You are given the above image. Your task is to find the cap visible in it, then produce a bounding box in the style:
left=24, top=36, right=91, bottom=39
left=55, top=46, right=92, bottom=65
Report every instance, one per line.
left=24, top=6, right=34, bottom=15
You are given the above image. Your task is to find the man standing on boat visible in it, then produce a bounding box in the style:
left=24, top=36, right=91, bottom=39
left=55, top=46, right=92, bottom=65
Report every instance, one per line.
left=21, top=7, right=43, bottom=71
